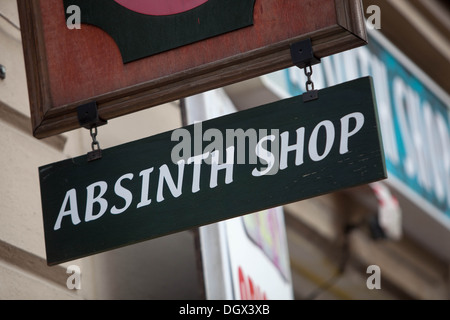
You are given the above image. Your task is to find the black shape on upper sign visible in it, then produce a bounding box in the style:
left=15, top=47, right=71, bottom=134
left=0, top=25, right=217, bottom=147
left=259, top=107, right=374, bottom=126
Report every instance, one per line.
left=63, top=0, right=256, bottom=63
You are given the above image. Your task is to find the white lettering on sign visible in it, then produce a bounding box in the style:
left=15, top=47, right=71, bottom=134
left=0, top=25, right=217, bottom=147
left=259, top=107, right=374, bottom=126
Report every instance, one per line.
left=53, top=112, right=365, bottom=231
left=85, top=181, right=108, bottom=222
left=111, top=173, right=134, bottom=214
left=252, top=134, right=277, bottom=177
left=54, top=189, right=81, bottom=230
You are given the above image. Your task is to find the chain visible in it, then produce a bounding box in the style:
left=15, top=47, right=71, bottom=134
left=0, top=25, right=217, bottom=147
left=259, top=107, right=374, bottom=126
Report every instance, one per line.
left=90, top=126, right=100, bottom=151
left=304, top=65, right=314, bottom=92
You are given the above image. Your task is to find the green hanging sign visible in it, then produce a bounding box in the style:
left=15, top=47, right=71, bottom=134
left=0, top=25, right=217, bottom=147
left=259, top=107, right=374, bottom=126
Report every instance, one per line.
left=39, top=77, right=386, bottom=265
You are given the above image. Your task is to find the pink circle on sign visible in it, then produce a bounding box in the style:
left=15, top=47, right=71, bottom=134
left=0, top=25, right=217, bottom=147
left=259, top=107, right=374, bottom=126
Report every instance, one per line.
left=114, top=0, right=209, bottom=16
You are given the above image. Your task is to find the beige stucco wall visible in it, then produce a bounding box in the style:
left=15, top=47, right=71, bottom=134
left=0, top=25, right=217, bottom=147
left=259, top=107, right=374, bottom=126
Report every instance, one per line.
left=0, top=1, right=204, bottom=300
left=0, top=0, right=80, bottom=299
left=0, top=0, right=29, bottom=117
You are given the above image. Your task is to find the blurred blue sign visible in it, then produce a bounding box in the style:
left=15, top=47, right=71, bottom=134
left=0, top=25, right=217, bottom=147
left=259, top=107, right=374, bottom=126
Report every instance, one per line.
left=263, top=32, right=450, bottom=217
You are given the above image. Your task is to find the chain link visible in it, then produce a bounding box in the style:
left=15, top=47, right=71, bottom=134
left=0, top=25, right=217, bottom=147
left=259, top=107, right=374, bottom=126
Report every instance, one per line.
left=304, top=65, right=315, bottom=92
left=90, top=126, right=100, bottom=151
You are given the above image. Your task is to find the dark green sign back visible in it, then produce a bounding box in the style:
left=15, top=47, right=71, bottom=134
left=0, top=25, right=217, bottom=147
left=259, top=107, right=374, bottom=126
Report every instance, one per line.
left=39, top=77, right=386, bottom=265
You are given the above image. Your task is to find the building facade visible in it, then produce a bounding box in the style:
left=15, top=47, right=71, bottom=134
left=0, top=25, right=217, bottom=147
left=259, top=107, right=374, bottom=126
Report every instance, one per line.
left=0, top=0, right=449, bottom=299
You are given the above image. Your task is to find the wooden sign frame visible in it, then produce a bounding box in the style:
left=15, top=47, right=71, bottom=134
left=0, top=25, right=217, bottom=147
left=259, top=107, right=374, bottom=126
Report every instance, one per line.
left=18, top=0, right=367, bottom=139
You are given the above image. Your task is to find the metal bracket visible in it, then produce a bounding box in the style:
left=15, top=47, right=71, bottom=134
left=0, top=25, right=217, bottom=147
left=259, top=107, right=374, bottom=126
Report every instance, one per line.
left=77, top=101, right=107, bottom=129
left=290, top=39, right=321, bottom=102
left=302, top=89, right=319, bottom=102
left=290, top=39, right=321, bottom=69
left=77, top=102, right=107, bottom=162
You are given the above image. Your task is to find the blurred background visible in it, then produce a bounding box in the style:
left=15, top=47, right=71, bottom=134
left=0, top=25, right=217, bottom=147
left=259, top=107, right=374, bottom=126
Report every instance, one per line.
left=0, top=0, right=449, bottom=299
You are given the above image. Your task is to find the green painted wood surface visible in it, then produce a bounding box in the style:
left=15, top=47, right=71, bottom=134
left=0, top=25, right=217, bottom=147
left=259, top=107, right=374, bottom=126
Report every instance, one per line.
left=39, top=77, right=386, bottom=265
